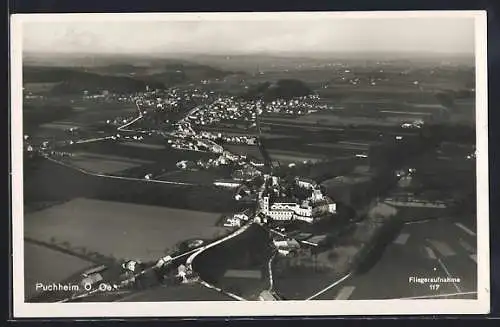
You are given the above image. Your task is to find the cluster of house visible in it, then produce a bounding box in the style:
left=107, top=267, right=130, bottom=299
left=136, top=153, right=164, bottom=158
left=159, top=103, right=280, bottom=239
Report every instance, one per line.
left=262, top=95, right=324, bottom=115
left=24, top=94, right=45, bottom=100
left=257, top=175, right=336, bottom=224
left=130, top=87, right=212, bottom=110
left=181, top=93, right=327, bottom=129
left=234, top=184, right=254, bottom=201
left=176, top=151, right=251, bottom=172
left=231, top=165, right=262, bottom=181
left=197, top=130, right=257, bottom=146
left=268, top=228, right=332, bottom=258
left=106, top=117, right=137, bottom=127
left=168, top=137, right=223, bottom=153
left=401, top=119, right=424, bottom=129
left=184, top=97, right=258, bottom=127
left=222, top=209, right=253, bottom=228
left=396, top=167, right=416, bottom=188
left=47, top=150, right=75, bottom=158
left=82, top=90, right=112, bottom=100
left=272, top=238, right=301, bottom=256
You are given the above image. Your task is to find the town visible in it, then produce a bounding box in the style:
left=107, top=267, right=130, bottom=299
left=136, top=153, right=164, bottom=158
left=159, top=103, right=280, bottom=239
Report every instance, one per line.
left=23, top=41, right=478, bottom=303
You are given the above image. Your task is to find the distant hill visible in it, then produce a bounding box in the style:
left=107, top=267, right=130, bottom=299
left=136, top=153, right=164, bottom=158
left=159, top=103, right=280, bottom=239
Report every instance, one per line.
left=81, top=62, right=237, bottom=81
left=146, top=63, right=239, bottom=85
left=85, top=64, right=151, bottom=76
left=23, top=61, right=239, bottom=94
left=23, top=66, right=164, bottom=94
left=242, top=79, right=313, bottom=101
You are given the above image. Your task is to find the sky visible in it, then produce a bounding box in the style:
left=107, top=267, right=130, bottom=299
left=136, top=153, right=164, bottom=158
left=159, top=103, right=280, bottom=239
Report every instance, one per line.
left=21, top=14, right=476, bottom=56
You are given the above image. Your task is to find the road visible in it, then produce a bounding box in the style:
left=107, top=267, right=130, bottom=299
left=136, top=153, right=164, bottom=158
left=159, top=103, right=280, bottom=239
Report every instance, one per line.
left=55, top=221, right=254, bottom=302
left=44, top=156, right=196, bottom=186
left=111, top=222, right=256, bottom=303
left=178, top=106, right=202, bottom=124
left=74, top=136, right=116, bottom=144
left=41, top=101, right=200, bottom=186
left=117, top=101, right=144, bottom=132
left=34, top=98, right=261, bottom=303
left=309, top=215, right=477, bottom=300
left=56, top=246, right=207, bottom=303
left=185, top=222, right=254, bottom=301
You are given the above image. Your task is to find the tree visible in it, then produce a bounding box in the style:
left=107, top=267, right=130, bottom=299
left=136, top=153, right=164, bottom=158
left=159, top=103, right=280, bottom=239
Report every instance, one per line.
left=435, top=92, right=455, bottom=108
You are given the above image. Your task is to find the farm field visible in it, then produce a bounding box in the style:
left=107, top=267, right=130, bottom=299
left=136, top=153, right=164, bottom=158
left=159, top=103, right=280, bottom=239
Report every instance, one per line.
left=24, top=158, right=237, bottom=213
left=121, top=141, right=166, bottom=150
left=25, top=98, right=138, bottom=122
left=306, top=141, right=369, bottom=151
left=65, top=152, right=154, bottom=174
left=296, top=113, right=400, bottom=127
left=24, top=82, right=60, bottom=93
left=28, top=127, right=70, bottom=141
left=67, top=108, right=138, bottom=126
left=66, top=152, right=152, bottom=174
left=267, top=149, right=327, bottom=164
left=71, top=152, right=154, bottom=165
left=39, top=121, right=84, bottom=130
left=224, top=144, right=264, bottom=160
left=24, top=198, right=227, bottom=262
left=157, top=169, right=230, bottom=185
left=192, top=224, right=273, bottom=299
left=24, top=242, right=94, bottom=300
left=216, top=276, right=269, bottom=300
left=67, top=157, right=143, bottom=174
left=63, top=139, right=217, bottom=169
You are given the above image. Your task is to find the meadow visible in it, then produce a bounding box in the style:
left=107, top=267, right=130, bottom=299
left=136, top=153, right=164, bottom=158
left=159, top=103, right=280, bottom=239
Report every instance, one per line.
left=24, top=198, right=227, bottom=262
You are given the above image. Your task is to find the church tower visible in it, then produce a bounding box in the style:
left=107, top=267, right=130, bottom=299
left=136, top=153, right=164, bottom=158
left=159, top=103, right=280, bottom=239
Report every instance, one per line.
left=262, top=196, right=270, bottom=214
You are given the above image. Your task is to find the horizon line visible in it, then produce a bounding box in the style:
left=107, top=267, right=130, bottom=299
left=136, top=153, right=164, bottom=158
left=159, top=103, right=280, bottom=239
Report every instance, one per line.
left=23, top=50, right=475, bottom=57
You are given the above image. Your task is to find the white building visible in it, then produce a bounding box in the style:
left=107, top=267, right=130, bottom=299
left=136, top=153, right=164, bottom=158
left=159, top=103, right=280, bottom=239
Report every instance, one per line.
left=177, top=264, right=188, bottom=283
left=223, top=151, right=239, bottom=161
left=234, top=212, right=250, bottom=221
left=253, top=212, right=268, bottom=224
left=81, top=272, right=103, bottom=288
left=262, top=196, right=314, bottom=222
left=260, top=193, right=336, bottom=223
left=176, top=160, right=189, bottom=169
left=311, top=189, right=325, bottom=202
left=213, top=180, right=241, bottom=188
left=198, top=139, right=223, bottom=153
left=224, top=217, right=242, bottom=227
left=155, top=255, right=173, bottom=269
left=273, top=238, right=300, bottom=249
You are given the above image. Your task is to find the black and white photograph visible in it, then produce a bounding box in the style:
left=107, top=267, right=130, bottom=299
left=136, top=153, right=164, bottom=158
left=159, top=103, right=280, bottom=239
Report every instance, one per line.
left=10, top=11, right=489, bottom=317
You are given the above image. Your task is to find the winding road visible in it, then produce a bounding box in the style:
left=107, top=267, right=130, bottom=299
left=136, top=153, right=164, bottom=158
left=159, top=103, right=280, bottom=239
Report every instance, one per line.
left=44, top=156, right=196, bottom=186
left=117, top=101, right=144, bottom=132
left=185, top=222, right=255, bottom=301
